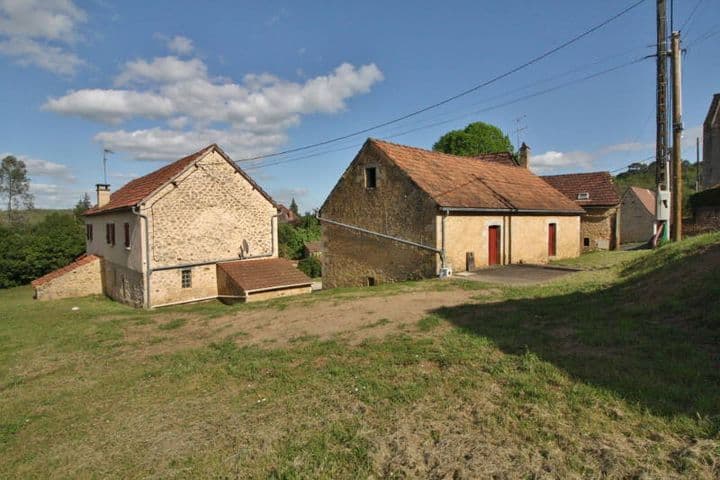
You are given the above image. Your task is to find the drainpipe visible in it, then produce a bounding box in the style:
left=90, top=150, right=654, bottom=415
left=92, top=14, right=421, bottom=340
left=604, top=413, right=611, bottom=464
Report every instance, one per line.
left=131, top=206, right=152, bottom=309
left=441, top=208, right=449, bottom=270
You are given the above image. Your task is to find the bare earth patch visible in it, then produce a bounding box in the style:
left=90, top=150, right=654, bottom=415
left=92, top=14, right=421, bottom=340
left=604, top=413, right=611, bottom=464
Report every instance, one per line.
left=123, top=289, right=490, bottom=355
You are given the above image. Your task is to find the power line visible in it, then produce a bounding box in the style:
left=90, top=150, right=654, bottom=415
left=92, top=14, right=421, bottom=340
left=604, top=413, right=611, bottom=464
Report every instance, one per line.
left=234, top=0, right=647, bottom=163
left=678, top=0, right=705, bottom=35
left=245, top=56, right=649, bottom=171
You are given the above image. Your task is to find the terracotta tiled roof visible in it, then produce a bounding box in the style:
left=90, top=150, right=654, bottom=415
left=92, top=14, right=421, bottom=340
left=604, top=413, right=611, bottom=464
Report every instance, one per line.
left=474, top=152, right=518, bottom=167
left=628, top=186, right=656, bottom=215
left=541, top=172, right=621, bottom=207
left=31, top=254, right=101, bottom=287
left=369, top=139, right=583, bottom=213
left=304, top=240, right=322, bottom=254
left=84, top=144, right=275, bottom=216
left=218, top=258, right=311, bottom=293
left=278, top=204, right=300, bottom=224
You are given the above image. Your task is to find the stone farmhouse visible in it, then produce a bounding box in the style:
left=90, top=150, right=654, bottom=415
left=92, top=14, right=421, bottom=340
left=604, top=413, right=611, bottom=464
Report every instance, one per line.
left=620, top=186, right=657, bottom=243
left=701, top=93, right=720, bottom=189
left=542, top=172, right=621, bottom=251
left=319, top=139, right=584, bottom=288
left=32, top=144, right=311, bottom=307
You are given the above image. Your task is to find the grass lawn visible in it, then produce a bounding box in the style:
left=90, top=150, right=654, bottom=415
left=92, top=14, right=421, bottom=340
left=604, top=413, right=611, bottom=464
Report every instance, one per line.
left=1, top=234, right=719, bottom=478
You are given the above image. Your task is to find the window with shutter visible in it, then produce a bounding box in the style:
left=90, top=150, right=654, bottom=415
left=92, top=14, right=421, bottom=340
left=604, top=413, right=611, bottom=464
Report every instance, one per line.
left=110, top=223, right=116, bottom=246
left=124, top=223, right=130, bottom=248
left=86, top=224, right=93, bottom=241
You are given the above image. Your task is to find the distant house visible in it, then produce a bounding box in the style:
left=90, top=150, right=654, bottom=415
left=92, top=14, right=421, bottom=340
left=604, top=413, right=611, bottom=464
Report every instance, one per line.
left=620, top=186, right=657, bottom=243
left=701, top=93, right=720, bottom=189
left=278, top=204, right=300, bottom=225
left=320, top=139, right=583, bottom=288
left=304, top=240, right=323, bottom=258
left=32, top=144, right=311, bottom=307
left=542, top=172, right=621, bottom=251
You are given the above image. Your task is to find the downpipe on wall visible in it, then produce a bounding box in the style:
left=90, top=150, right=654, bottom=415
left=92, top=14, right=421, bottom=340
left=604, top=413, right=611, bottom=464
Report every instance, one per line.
left=131, top=206, right=152, bottom=309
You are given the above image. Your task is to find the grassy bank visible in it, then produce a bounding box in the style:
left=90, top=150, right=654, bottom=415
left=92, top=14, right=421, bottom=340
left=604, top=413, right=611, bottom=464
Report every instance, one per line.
left=1, top=233, right=719, bottom=478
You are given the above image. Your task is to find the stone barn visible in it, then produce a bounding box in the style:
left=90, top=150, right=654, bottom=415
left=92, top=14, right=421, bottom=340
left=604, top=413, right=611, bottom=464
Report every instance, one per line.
left=701, top=93, right=720, bottom=189
left=32, top=144, right=311, bottom=307
left=319, top=139, right=583, bottom=288
left=620, top=186, right=657, bottom=243
left=542, top=172, right=621, bottom=251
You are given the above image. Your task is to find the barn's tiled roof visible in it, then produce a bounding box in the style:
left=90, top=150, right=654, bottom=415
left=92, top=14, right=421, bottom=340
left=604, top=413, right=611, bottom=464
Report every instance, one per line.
left=84, top=144, right=275, bottom=216
left=218, top=258, right=311, bottom=293
left=31, top=254, right=101, bottom=287
left=541, top=172, right=621, bottom=207
left=627, top=186, right=656, bottom=215
left=473, top=151, right=518, bottom=166
left=369, top=139, right=583, bottom=213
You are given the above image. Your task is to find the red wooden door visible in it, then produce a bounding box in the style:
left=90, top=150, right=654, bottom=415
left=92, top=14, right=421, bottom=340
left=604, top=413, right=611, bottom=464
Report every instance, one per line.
left=548, top=223, right=557, bottom=257
left=488, top=226, right=501, bottom=265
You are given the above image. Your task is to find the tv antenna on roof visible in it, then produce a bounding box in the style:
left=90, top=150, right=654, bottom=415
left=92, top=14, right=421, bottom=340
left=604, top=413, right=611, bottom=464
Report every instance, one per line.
left=513, top=115, right=528, bottom=149
left=102, top=148, right=114, bottom=184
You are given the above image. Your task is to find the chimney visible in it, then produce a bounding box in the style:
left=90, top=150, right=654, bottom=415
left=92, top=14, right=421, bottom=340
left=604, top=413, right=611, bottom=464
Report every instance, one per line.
left=96, top=184, right=111, bottom=207
left=518, top=142, right=530, bottom=169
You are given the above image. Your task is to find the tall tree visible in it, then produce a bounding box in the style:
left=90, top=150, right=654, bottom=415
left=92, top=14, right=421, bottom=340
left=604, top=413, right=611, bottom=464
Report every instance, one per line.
left=289, top=198, right=299, bottom=216
left=0, top=156, right=34, bottom=223
left=73, top=193, right=92, bottom=219
left=433, top=121, right=514, bottom=157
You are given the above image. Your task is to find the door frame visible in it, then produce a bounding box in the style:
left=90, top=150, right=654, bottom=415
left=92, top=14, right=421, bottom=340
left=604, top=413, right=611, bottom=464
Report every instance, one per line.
left=488, top=225, right=501, bottom=266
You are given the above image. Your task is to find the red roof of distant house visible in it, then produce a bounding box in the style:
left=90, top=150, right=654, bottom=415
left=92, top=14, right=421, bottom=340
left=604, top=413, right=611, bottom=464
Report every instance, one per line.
left=218, top=258, right=311, bottom=293
left=541, top=172, right=621, bottom=207
left=278, top=204, right=300, bottom=223
left=627, top=186, right=656, bottom=215
left=474, top=151, right=518, bottom=167
left=367, top=139, right=583, bottom=213
left=84, top=144, right=275, bottom=216
left=31, top=254, right=100, bottom=287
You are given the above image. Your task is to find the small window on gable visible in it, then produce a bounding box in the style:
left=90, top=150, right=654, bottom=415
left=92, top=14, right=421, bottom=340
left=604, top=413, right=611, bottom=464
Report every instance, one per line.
left=106, top=223, right=115, bottom=246
left=577, top=192, right=590, bottom=200
left=86, top=224, right=93, bottom=241
left=181, top=269, right=192, bottom=288
left=365, top=167, right=377, bottom=189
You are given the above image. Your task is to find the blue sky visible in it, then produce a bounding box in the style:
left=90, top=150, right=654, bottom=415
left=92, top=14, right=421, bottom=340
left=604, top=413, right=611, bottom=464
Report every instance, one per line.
left=1, top=0, right=718, bottom=211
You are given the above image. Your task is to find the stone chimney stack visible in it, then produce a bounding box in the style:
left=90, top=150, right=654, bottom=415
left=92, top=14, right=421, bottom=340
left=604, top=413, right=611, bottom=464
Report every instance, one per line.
left=518, top=143, right=530, bottom=169
left=96, top=184, right=111, bottom=207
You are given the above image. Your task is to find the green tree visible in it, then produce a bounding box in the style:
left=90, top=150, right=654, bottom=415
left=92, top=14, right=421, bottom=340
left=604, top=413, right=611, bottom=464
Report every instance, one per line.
left=0, top=155, right=34, bottom=223
left=289, top=198, right=299, bottom=216
left=73, top=193, right=92, bottom=220
left=433, top=121, right=514, bottom=157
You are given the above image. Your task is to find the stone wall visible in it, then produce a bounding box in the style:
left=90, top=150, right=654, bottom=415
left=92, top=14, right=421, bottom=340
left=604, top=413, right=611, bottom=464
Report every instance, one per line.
left=685, top=206, right=720, bottom=236
left=150, top=265, right=218, bottom=307
left=321, top=142, right=438, bottom=288
left=147, top=151, right=277, bottom=269
left=621, top=194, right=655, bottom=243
left=33, top=257, right=102, bottom=301
left=702, top=99, right=720, bottom=189
left=246, top=285, right=312, bottom=302
left=440, top=214, right=580, bottom=270
left=102, top=260, right=144, bottom=308
left=580, top=206, right=619, bottom=251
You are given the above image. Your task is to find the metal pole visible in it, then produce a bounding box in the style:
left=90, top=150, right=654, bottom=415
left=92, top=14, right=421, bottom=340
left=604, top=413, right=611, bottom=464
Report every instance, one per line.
left=671, top=31, right=683, bottom=241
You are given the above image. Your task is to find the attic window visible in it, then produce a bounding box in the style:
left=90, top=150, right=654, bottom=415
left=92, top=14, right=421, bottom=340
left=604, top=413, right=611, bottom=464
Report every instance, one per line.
left=365, top=167, right=377, bottom=189
left=577, top=192, right=590, bottom=200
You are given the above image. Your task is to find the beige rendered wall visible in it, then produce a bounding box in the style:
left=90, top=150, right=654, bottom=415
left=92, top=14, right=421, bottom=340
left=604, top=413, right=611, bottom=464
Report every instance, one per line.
left=85, top=210, right=144, bottom=272
left=34, top=258, right=103, bottom=301
left=621, top=194, right=655, bottom=243
left=438, top=214, right=580, bottom=270
left=321, top=142, right=438, bottom=288
left=146, top=150, right=277, bottom=269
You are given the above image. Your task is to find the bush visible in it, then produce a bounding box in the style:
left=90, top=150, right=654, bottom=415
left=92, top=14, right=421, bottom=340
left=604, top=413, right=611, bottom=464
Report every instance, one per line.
left=298, top=256, right=322, bottom=278
left=0, top=213, right=85, bottom=288
left=278, top=214, right=321, bottom=260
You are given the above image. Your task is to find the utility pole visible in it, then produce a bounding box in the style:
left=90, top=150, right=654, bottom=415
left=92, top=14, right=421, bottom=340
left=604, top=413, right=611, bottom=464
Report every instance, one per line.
left=696, top=137, right=700, bottom=191
left=656, top=0, right=670, bottom=242
left=671, top=30, right=683, bottom=241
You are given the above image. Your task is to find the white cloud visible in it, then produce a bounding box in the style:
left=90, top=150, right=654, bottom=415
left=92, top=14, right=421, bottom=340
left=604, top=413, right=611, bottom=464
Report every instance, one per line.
left=271, top=187, right=309, bottom=208
left=30, top=182, right=88, bottom=208
left=115, top=56, right=207, bottom=86
left=43, top=89, right=175, bottom=123
left=45, top=56, right=384, bottom=160
left=532, top=150, right=594, bottom=174
left=1, top=152, right=76, bottom=182
left=0, top=0, right=86, bottom=75
left=166, top=35, right=193, bottom=55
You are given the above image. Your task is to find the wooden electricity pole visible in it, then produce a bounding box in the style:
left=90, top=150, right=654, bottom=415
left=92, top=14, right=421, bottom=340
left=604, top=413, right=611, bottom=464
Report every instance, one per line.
left=671, top=31, right=683, bottom=241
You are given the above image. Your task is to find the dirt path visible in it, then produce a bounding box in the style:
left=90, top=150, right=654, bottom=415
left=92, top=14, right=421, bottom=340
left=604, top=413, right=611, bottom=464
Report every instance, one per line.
left=124, top=288, right=490, bottom=355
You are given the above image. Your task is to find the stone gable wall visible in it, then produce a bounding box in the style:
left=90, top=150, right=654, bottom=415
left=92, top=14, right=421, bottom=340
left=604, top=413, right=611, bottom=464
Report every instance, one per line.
left=321, top=143, right=438, bottom=288
left=621, top=193, right=655, bottom=243
left=146, top=151, right=277, bottom=269
left=581, top=206, right=619, bottom=251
